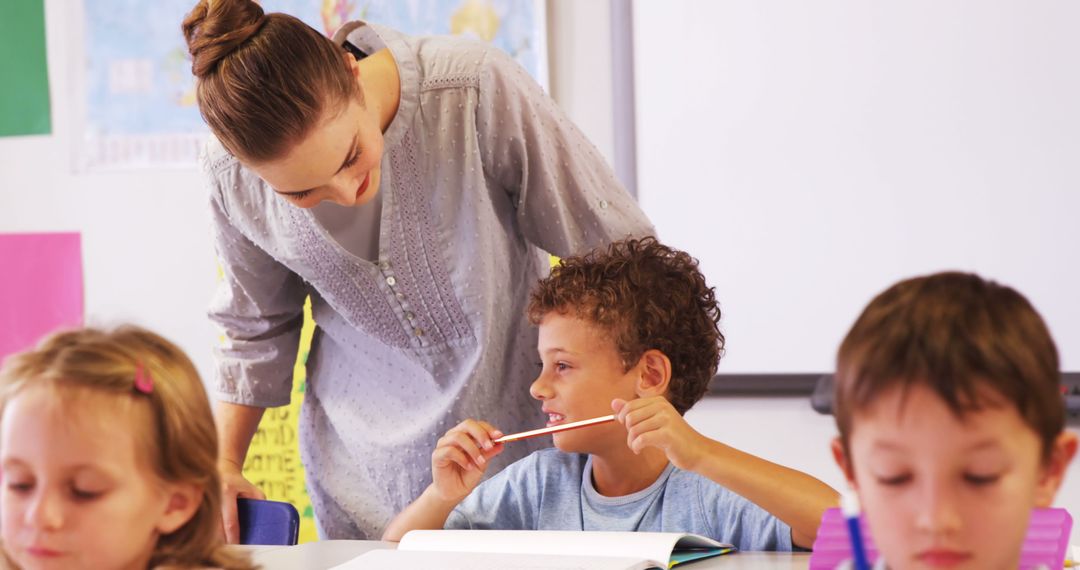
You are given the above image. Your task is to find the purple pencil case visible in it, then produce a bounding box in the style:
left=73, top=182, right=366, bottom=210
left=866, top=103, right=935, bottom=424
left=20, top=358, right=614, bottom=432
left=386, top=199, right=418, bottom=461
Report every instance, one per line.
left=808, top=507, right=1072, bottom=569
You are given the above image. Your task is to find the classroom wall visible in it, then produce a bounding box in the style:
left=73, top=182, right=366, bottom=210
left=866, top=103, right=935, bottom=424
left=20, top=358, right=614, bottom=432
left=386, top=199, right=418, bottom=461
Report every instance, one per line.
left=546, top=0, right=616, bottom=166
left=0, top=0, right=221, bottom=377
left=632, top=0, right=1080, bottom=376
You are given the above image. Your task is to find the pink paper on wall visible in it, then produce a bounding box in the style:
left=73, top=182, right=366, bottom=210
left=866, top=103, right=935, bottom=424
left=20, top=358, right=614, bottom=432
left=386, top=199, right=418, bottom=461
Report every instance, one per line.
left=0, top=233, right=84, bottom=364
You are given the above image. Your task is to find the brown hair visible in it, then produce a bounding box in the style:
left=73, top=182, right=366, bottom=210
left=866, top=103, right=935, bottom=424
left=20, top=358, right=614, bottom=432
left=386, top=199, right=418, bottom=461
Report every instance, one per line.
left=182, top=0, right=360, bottom=162
left=0, top=326, right=256, bottom=570
left=528, top=237, right=724, bottom=414
left=833, top=271, right=1064, bottom=460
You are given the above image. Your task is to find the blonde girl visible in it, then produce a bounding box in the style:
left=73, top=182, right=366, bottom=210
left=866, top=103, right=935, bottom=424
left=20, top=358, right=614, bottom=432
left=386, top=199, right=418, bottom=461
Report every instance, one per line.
left=0, top=326, right=256, bottom=569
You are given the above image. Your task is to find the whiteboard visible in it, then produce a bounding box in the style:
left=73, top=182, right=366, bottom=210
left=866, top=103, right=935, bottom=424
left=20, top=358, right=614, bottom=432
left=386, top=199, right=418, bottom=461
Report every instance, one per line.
left=632, top=1, right=1080, bottom=373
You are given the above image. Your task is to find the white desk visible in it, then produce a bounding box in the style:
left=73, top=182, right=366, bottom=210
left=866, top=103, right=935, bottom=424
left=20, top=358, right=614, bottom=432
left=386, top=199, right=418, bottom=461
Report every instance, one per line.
left=244, top=541, right=812, bottom=569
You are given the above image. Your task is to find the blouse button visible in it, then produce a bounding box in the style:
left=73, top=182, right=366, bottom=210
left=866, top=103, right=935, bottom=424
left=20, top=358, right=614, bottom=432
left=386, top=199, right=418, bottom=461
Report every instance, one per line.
left=414, top=328, right=425, bottom=337
left=405, top=312, right=415, bottom=321
left=599, top=200, right=609, bottom=209
left=379, top=260, right=390, bottom=271
left=395, top=292, right=405, bottom=300
left=386, top=276, right=397, bottom=287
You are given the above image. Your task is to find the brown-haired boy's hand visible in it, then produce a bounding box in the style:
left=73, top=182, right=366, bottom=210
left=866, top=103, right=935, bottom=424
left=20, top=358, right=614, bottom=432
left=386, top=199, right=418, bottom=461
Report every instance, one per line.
left=430, top=419, right=506, bottom=502
left=612, top=397, right=710, bottom=472
left=383, top=420, right=505, bottom=541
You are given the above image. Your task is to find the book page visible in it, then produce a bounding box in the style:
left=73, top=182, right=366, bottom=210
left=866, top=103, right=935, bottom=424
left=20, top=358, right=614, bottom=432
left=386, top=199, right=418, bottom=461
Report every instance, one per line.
left=333, top=549, right=652, bottom=570
left=398, top=530, right=731, bottom=566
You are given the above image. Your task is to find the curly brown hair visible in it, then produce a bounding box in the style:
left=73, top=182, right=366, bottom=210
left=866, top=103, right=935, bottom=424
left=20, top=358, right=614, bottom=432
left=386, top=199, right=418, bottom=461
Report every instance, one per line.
left=528, top=237, right=724, bottom=414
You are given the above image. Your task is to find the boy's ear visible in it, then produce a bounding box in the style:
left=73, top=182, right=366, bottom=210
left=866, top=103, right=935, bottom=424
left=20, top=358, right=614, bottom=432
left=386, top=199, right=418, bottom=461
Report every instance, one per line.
left=1034, top=430, right=1079, bottom=507
left=634, top=349, right=671, bottom=398
left=156, top=482, right=203, bottom=535
left=831, top=437, right=858, bottom=489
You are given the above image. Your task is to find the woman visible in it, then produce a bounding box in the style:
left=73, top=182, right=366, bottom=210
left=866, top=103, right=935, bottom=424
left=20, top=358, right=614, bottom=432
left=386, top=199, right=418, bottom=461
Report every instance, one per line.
left=183, top=0, right=653, bottom=540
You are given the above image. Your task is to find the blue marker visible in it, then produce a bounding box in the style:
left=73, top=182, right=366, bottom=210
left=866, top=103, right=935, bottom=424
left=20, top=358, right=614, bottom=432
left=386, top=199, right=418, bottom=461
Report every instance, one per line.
left=842, top=491, right=871, bottom=570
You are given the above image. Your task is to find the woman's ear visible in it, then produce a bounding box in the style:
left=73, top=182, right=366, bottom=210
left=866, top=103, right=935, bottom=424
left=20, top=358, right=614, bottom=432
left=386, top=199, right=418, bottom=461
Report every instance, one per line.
left=634, top=349, right=672, bottom=398
left=343, top=50, right=361, bottom=77
left=1034, top=430, right=1079, bottom=507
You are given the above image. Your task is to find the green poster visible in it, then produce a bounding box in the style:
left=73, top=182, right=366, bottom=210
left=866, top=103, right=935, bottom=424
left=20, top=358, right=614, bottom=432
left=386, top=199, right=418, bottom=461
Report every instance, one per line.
left=0, top=0, right=51, bottom=137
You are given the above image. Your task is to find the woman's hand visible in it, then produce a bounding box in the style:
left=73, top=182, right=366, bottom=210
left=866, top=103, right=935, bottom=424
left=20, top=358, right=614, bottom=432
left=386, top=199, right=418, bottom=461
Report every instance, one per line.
left=612, top=396, right=710, bottom=472
left=430, top=419, right=505, bottom=502
left=219, top=458, right=266, bottom=544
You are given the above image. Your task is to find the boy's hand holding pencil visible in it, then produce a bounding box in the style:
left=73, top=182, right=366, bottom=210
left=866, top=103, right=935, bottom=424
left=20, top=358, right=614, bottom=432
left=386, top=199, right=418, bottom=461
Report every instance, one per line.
left=612, top=396, right=711, bottom=472
left=431, top=419, right=506, bottom=501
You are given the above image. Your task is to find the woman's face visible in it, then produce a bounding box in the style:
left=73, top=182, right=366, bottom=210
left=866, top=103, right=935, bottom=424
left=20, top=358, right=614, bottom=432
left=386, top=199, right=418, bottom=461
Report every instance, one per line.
left=251, top=97, right=385, bottom=209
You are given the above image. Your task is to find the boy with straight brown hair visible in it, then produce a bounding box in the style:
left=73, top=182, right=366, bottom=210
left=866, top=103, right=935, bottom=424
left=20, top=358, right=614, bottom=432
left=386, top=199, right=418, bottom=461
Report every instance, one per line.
left=831, top=271, right=1077, bottom=570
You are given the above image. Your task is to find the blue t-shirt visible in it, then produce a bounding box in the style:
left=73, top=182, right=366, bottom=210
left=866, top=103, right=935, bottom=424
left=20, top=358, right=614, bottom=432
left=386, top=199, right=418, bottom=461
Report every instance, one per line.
left=446, top=448, right=793, bottom=552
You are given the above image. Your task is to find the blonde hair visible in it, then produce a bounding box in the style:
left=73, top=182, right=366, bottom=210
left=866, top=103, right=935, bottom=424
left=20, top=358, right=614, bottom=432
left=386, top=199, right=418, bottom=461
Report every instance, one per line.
left=0, top=326, right=255, bottom=570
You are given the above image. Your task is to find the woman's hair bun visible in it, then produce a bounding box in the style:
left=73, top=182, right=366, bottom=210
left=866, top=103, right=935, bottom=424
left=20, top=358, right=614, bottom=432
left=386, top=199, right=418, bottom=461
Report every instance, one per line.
left=182, top=0, right=268, bottom=78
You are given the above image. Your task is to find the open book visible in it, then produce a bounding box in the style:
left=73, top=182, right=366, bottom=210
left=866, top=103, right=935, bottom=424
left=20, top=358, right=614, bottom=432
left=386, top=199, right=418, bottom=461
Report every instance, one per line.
left=332, top=530, right=736, bottom=570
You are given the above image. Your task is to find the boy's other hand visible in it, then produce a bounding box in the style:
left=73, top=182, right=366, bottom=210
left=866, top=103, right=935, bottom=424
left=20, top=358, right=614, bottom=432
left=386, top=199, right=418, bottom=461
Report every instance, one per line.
left=613, top=397, right=709, bottom=471
left=431, top=419, right=505, bottom=501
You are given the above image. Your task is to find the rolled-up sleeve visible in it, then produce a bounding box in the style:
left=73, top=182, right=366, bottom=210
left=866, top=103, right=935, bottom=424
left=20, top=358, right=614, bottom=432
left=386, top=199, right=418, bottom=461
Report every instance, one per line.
left=206, top=167, right=306, bottom=408
left=475, top=47, right=655, bottom=258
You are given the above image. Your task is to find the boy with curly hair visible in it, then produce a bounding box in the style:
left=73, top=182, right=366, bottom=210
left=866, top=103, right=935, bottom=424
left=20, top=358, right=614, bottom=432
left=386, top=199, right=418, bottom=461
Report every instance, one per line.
left=384, top=237, right=838, bottom=550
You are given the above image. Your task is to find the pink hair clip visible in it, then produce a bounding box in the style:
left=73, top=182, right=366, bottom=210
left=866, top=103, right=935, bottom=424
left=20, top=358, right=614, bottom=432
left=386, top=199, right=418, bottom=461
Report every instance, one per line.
left=134, top=362, right=154, bottom=394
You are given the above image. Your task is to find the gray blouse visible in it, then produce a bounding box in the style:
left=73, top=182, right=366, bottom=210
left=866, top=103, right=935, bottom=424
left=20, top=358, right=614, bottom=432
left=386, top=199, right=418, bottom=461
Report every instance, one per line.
left=202, top=21, right=654, bottom=539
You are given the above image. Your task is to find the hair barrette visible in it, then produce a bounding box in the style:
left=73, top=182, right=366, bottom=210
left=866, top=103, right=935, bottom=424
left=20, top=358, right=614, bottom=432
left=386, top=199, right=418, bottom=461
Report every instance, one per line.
left=134, top=361, right=154, bottom=394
